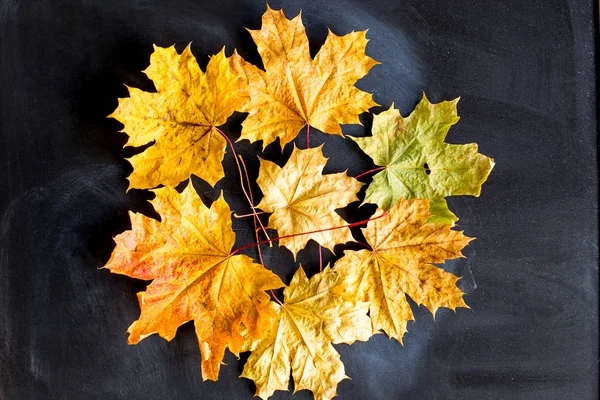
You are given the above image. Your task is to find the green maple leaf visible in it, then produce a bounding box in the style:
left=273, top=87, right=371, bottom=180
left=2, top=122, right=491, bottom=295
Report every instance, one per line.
left=352, top=93, right=495, bottom=224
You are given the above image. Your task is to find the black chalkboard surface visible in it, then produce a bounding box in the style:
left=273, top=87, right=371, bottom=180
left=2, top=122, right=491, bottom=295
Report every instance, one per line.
left=1, top=0, right=597, bottom=399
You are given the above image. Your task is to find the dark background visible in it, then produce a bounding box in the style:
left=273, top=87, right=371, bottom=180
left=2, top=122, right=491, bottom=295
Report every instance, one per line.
left=1, top=0, right=597, bottom=399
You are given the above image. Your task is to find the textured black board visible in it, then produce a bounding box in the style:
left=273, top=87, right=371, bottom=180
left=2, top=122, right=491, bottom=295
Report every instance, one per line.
left=1, top=0, right=597, bottom=399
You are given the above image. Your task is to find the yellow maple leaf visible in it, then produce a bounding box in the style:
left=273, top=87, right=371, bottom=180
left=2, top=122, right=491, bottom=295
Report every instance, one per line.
left=231, top=5, right=379, bottom=150
left=256, top=145, right=363, bottom=258
left=241, top=267, right=371, bottom=400
left=333, top=198, right=472, bottom=342
left=110, top=44, right=248, bottom=189
left=103, top=184, right=283, bottom=381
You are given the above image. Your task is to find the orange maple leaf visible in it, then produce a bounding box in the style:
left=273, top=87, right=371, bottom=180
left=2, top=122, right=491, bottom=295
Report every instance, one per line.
left=232, top=5, right=379, bottom=149
left=104, top=184, right=284, bottom=381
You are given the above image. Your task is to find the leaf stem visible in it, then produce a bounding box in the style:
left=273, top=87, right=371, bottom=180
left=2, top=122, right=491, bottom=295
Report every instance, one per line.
left=230, top=212, right=388, bottom=255
left=215, top=127, right=270, bottom=242
left=218, top=129, right=282, bottom=304
left=270, top=289, right=283, bottom=305
left=354, top=240, right=373, bottom=251
left=215, top=126, right=274, bottom=287
left=234, top=211, right=267, bottom=218
left=318, top=245, right=323, bottom=272
left=237, top=154, right=271, bottom=241
left=237, top=154, right=272, bottom=301
left=306, top=124, right=310, bottom=148
left=355, top=166, right=385, bottom=180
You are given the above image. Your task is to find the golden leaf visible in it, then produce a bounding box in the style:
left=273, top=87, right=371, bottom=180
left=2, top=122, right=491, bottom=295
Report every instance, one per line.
left=104, top=184, right=283, bottom=381
left=232, top=5, right=379, bottom=149
left=241, top=267, right=371, bottom=400
left=110, top=44, right=248, bottom=189
left=256, top=145, right=363, bottom=257
left=333, top=199, right=472, bottom=342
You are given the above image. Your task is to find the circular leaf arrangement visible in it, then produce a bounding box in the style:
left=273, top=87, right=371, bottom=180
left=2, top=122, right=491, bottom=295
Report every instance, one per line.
left=104, top=6, right=494, bottom=400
